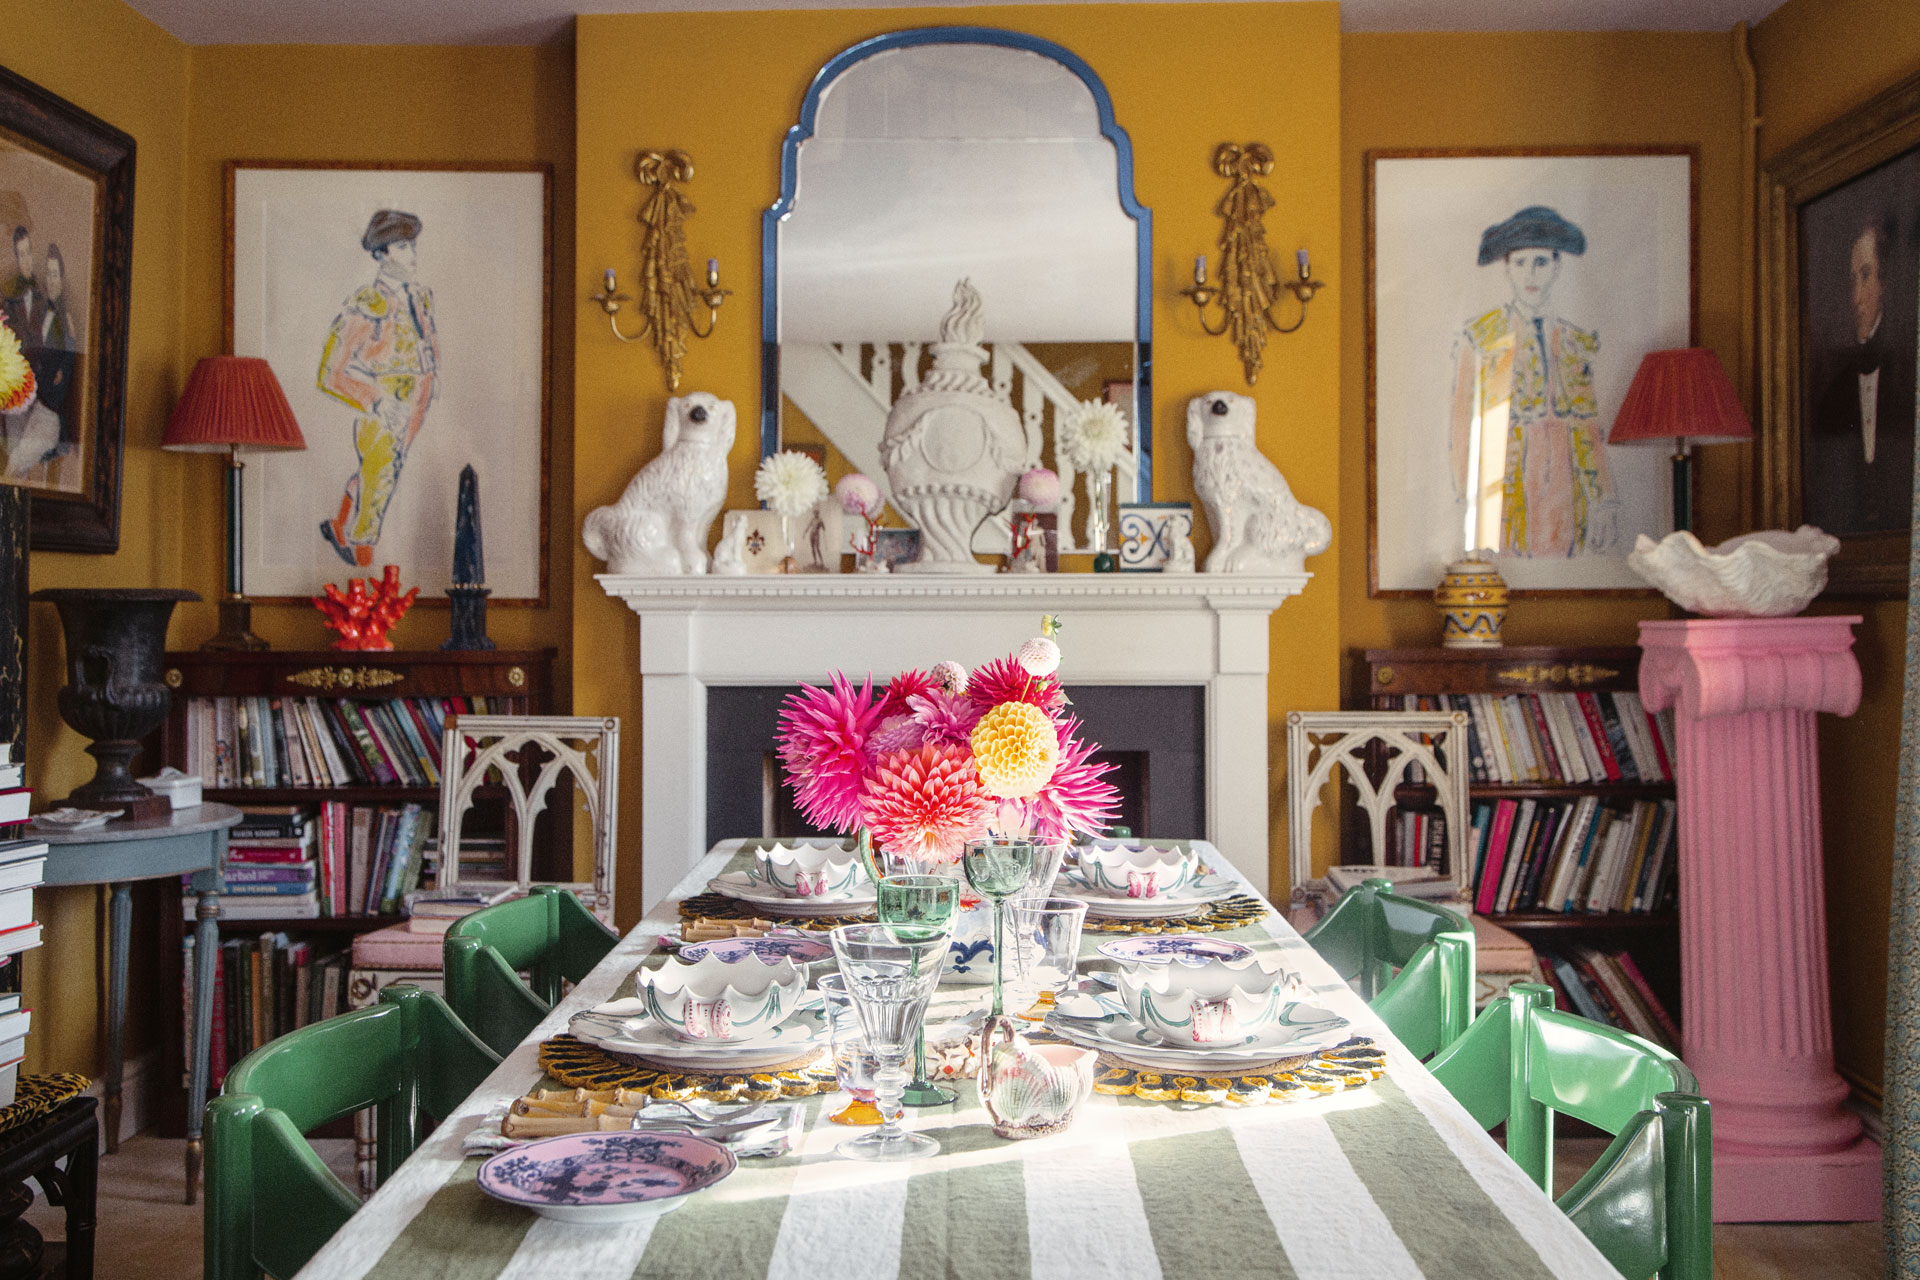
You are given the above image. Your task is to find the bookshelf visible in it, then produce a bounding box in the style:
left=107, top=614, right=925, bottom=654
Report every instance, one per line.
left=148, top=648, right=558, bottom=1136
left=1362, top=645, right=1681, bottom=1032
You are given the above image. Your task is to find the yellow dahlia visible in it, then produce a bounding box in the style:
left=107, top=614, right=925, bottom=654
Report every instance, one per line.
left=0, top=318, right=34, bottom=415
left=970, top=700, right=1059, bottom=799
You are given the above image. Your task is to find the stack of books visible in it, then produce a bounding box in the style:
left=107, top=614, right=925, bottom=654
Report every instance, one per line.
left=1468, top=797, right=1677, bottom=916
left=403, top=883, right=519, bottom=934
left=0, top=746, right=46, bottom=1107
left=179, top=695, right=506, bottom=789
left=186, top=931, right=351, bottom=1086
left=1539, top=945, right=1682, bottom=1053
left=186, top=802, right=436, bottom=920
left=216, top=807, right=320, bottom=920
left=1392, top=690, right=1676, bottom=785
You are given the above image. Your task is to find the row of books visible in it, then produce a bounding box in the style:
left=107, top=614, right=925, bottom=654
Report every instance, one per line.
left=185, top=802, right=437, bottom=920
left=1469, top=796, right=1677, bottom=917
left=179, top=694, right=517, bottom=791
left=0, top=750, right=43, bottom=1108
left=1540, top=945, right=1681, bottom=1054
left=185, top=932, right=352, bottom=1087
left=1394, top=691, right=1677, bottom=785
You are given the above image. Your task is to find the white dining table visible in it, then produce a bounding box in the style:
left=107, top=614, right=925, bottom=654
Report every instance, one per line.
left=294, top=840, right=1624, bottom=1280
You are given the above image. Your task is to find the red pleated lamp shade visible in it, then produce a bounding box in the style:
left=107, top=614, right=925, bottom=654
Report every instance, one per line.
left=162, top=356, right=306, bottom=452
left=1608, top=348, right=1754, bottom=447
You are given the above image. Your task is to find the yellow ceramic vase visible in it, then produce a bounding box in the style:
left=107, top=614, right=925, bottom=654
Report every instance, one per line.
left=1434, top=556, right=1509, bottom=648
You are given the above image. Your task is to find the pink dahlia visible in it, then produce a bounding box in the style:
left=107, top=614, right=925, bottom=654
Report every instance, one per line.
left=906, top=688, right=979, bottom=749
left=868, top=714, right=927, bottom=755
left=1019, top=716, right=1121, bottom=843
left=776, top=673, right=885, bottom=832
left=968, top=654, right=1066, bottom=720
left=862, top=743, right=996, bottom=865
left=878, top=668, right=938, bottom=720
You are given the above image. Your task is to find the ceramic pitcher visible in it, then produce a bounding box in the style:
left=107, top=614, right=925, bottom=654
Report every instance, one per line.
left=977, top=1017, right=1097, bottom=1140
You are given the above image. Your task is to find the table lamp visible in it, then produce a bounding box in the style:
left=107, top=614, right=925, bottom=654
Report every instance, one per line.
left=162, top=356, right=305, bottom=650
left=1607, top=348, right=1753, bottom=534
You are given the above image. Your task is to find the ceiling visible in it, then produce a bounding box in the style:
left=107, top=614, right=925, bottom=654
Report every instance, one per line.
left=128, top=0, right=1791, bottom=47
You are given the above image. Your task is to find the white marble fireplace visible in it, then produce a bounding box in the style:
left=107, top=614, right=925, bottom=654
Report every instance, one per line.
left=598, top=573, right=1310, bottom=911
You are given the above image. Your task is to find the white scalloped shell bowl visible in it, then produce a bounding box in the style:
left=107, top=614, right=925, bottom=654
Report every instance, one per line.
left=638, top=954, right=807, bottom=1041
left=749, top=842, right=865, bottom=898
left=1627, top=526, right=1839, bottom=618
left=1076, top=844, right=1199, bottom=898
left=1114, top=953, right=1301, bottom=1040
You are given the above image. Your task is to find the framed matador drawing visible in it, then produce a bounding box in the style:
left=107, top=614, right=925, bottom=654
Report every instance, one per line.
left=1367, top=147, right=1696, bottom=595
left=0, top=65, right=136, bottom=552
left=1762, top=67, right=1920, bottom=596
left=226, top=162, right=551, bottom=603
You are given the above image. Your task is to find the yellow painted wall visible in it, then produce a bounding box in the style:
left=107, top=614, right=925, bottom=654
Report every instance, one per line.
left=3, top=0, right=190, bottom=1076
left=575, top=3, right=1344, bottom=918
left=1750, top=0, right=1920, bottom=1102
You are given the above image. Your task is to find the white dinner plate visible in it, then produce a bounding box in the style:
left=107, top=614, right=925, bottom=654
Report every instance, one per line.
left=708, top=871, right=876, bottom=917
left=570, top=999, right=830, bottom=1071
left=1045, top=993, right=1350, bottom=1069
left=1057, top=871, right=1242, bottom=919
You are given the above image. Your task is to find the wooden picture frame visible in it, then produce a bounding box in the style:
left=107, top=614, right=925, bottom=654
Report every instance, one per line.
left=1366, top=146, right=1697, bottom=597
left=225, top=161, right=551, bottom=605
left=0, top=65, right=136, bottom=553
left=1760, top=67, right=1920, bottom=596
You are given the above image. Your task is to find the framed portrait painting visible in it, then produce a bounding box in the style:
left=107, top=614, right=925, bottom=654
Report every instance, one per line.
left=1367, top=147, right=1696, bottom=595
left=0, top=65, right=136, bottom=553
left=226, top=162, right=550, bottom=604
left=1761, top=67, right=1920, bottom=595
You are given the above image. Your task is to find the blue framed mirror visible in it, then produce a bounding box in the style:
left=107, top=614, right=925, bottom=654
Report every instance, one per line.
left=762, top=26, right=1152, bottom=555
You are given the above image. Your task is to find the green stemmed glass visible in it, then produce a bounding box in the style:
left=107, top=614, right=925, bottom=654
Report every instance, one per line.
left=877, top=874, right=961, bottom=1107
left=962, top=837, right=1035, bottom=1018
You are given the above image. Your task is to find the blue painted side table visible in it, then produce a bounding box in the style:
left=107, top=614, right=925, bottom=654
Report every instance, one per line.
left=35, top=802, right=239, bottom=1204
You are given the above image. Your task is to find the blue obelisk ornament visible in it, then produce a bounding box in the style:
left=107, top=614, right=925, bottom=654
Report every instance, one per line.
left=442, top=464, right=495, bottom=651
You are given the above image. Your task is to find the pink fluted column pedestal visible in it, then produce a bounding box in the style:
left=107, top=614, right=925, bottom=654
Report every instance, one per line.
left=1639, top=616, right=1880, bottom=1222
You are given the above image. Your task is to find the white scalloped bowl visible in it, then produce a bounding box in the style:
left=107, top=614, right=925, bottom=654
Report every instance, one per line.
left=1075, top=844, right=1199, bottom=899
left=638, top=954, right=807, bottom=1042
left=748, top=842, right=865, bottom=898
left=1113, top=953, right=1302, bottom=1045
left=1627, top=526, right=1839, bottom=618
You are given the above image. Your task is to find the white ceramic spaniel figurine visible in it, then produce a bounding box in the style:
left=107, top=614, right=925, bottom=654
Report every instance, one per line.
left=1186, top=390, right=1331, bottom=574
left=583, top=391, right=735, bottom=574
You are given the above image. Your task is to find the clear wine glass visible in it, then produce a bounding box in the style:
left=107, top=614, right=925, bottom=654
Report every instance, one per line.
left=877, top=874, right=960, bottom=1106
left=828, top=923, right=948, bottom=1160
left=962, top=837, right=1035, bottom=1018
left=1006, top=897, right=1087, bottom=1019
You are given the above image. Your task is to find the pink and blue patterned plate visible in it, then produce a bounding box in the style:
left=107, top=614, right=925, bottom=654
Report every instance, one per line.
left=1097, top=935, right=1254, bottom=967
left=677, top=935, right=834, bottom=965
left=477, top=1131, right=738, bottom=1224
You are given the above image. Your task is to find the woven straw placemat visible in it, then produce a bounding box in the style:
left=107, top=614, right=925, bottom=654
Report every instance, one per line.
left=1067, top=1035, right=1384, bottom=1106
left=1079, top=893, right=1270, bottom=935
left=538, top=1034, right=835, bottom=1101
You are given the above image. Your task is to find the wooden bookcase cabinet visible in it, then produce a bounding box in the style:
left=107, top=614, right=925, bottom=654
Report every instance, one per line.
left=1361, top=645, right=1681, bottom=1027
left=149, top=648, right=559, bottom=1136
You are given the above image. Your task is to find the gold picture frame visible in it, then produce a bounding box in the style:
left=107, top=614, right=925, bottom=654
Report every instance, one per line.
left=1760, top=66, right=1920, bottom=596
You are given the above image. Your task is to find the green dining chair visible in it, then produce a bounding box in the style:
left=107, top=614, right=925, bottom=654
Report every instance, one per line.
left=1303, top=877, right=1475, bottom=1059
left=203, top=984, right=499, bottom=1280
left=443, top=884, right=620, bottom=1056
left=1427, top=982, right=1712, bottom=1280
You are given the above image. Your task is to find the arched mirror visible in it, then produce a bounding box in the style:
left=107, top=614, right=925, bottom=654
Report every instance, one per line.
left=763, top=27, right=1151, bottom=555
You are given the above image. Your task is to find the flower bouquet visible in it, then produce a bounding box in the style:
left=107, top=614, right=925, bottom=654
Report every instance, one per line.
left=775, top=617, right=1120, bottom=890
left=0, top=315, right=37, bottom=416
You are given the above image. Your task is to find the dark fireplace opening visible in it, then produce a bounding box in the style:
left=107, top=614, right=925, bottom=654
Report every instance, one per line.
left=708, top=685, right=1203, bottom=849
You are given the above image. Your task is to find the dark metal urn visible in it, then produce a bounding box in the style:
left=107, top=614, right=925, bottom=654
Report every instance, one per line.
left=31, top=588, right=200, bottom=806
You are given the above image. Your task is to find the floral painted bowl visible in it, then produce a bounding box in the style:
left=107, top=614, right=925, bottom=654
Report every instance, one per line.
left=748, top=842, right=866, bottom=899
left=1626, top=525, right=1839, bottom=618
left=1075, top=844, right=1200, bottom=900
left=1114, top=953, right=1302, bottom=1046
left=638, top=953, right=808, bottom=1042
left=478, top=1131, right=736, bottom=1224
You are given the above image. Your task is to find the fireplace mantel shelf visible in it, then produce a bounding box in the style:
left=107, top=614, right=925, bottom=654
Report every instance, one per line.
left=598, top=572, right=1311, bottom=613
left=599, top=570, right=1313, bottom=908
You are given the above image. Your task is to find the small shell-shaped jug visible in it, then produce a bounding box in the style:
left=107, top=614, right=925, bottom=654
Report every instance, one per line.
left=977, top=1017, right=1098, bottom=1140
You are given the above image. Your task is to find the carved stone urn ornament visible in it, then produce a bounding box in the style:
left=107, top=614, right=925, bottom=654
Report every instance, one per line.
left=32, top=587, right=200, bottom=805
left=880, top=280, right=1026, bottom=574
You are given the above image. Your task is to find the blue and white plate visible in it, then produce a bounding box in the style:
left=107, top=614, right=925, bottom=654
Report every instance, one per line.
left=571, top=999, right=830, bottom=1071
left=676, top=935, right=834, bottom=966
left=478, top=1131, right=736, bottom=1224
left=1097, top=935, right=1254, bottom=967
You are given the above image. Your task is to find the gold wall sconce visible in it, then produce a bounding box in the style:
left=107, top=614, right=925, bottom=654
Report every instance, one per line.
left=1180, top=142, right=1324, bottom=386
left=590, top=149, right=730, bottom=390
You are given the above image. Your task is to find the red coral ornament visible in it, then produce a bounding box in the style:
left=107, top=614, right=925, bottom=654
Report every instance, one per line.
left=313, top=565, right=419, bottom=650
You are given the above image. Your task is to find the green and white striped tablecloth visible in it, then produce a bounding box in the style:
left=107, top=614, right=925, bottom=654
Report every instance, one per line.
left=294, top=842, right=1623, bottom=1280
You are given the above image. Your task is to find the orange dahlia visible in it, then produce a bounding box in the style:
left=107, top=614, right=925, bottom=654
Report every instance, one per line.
left=970, top=700, right=1059, bottom=799
left=0, top=317, right=34, bottom=415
